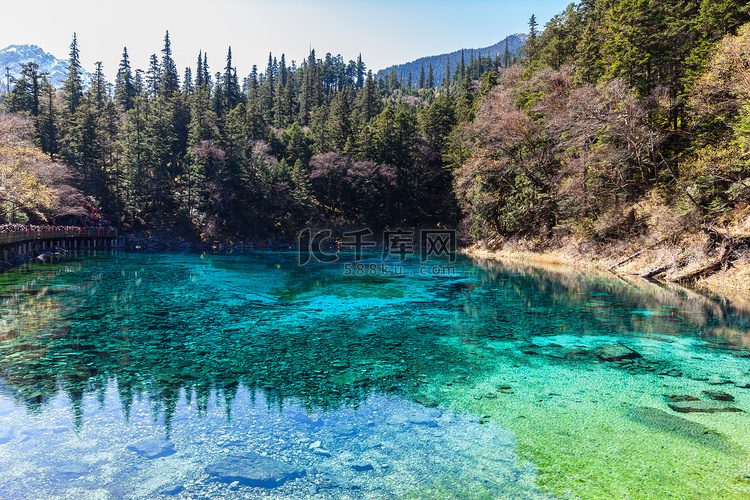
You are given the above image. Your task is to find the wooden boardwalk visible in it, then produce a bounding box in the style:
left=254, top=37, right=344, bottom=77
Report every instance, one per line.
left=0, top=229, right=118, bottom=262
left=0, top=229, right=117, bottom=245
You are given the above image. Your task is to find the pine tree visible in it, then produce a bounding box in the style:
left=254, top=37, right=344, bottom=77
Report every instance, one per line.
left=356, top=70, right=380, bottom=124
left=134, top=69, right=144, bottom=95
left=525, top=14, right=539, bottom=62
left=115, top=47, right=136, bottom=111
left=160, top=31, right=180, bottom=98
left=356, top=54, right=365, bottom=89
left=291, top=158, right=313, bottom=208
left=146, top=54, right=160, bottom=100
left=223, top=47, right=241, bottom=111
left=328, top=87, right=353, bottom=151
left=61, top=33, right=84, bottom=114
left=183, top=67, right=193, bottom=94
left=299, top=50, right=318, bottom=125
left=5, top=62, right=45, bottom=116
left=89, top=62, right=107, bottom=110
left=246, top=64, right=259, bottom=102
left=202, top=52, right=211, bottom=88
left=503, top=39, right=511, bottom=68
left=196, top=51, right=204, bottom=87
left=37, top=82, right=58, bottom=158
left=442, top=56, right=451, bottom=91
left=418, top=63, right=425, bottom=89
left=260, top=52, right=275, bottom=122
left=427, top=62, right=434, bottom=88
left=279, top=54, right=288, bottom=87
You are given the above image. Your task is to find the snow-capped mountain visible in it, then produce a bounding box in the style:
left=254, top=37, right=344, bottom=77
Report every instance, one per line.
left=0, top=44, right=92, bottom=93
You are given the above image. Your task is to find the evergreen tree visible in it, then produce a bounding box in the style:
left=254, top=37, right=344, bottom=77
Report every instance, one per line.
left=525, top=14, right=539, bottom=62
left=279, top=54, right=288, bottom=87
left=202, top=52, right=211, bottom=88
left=246, top=64, right=259, bottom=102
left=5, top=62, right=45, bottom=116
left=160, top=31, right=180, bottom=98
left=503, top=39, right=511, bottom=68
left=260, top=53, right=275, bottom=122
left=418, top=63, right=425, bottom=89
left=328, top=87, right=353, bottom=151
left=183, top=67, right=193, bottom=94
left=119, top=96, right=152, bottom=223
left=61, top=33, right=84, bottom=114
left=442, top=56, right=451, bottom=91
left=37, top=82, right=59, bottom=158
left=114, top=47, right=136, bottom=111
left=89, top=62, right=107, bottom=110
left=356, top=70, right=380, bottom=124
left=134, top=69, right=144, bottom=95
left=146, top=54, right=160, bottom=100
left=195, top=51, right=204, bottom=87
left=223, top=47, right=241, bottom=111
left=427, top=62, right=434, bottom=88
left=356, top=54, right=365, bottom=89
left=299, top=50, right=319, bottom=125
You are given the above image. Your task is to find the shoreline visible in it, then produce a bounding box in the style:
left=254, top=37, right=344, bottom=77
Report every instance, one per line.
left=462, top=237, right=750, bottom=307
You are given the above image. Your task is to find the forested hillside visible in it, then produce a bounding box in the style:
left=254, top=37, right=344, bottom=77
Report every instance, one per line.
left=2, top=0, right=750, bottom=254
left=0, top=32, right=503, bottom=239
left=455, top=0, right=750, bottom=248
left=377, top=33, right=526, bottom=89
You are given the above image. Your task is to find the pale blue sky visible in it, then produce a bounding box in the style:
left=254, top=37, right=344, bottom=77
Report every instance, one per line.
left=2, top=0, right=572, bottom=79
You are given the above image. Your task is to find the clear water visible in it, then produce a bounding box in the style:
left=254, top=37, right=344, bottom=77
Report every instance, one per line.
left=1, top=251, right=750, bottom=499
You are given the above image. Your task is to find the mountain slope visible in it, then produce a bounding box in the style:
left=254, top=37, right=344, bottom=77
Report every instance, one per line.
left=377, top=33, right=527, bottom=86
left=0, top=44, right=92, bottom=93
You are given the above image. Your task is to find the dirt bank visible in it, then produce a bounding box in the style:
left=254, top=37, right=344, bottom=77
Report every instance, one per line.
left=464, top=231, right=750, bottom=303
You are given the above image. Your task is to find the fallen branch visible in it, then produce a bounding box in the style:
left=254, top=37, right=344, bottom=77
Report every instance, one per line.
left=606, top=237, right=668, bottom=272
left=669, top=258, right=727, bottom=284
left=640, top=253, right=691, bottom=280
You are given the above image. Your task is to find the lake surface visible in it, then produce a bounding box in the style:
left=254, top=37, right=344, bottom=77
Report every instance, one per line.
left=1, top=251, right=750, bottom=499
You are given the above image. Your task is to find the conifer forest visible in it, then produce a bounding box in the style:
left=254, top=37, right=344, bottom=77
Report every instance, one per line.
left=2, top=0, right=750, bottom=247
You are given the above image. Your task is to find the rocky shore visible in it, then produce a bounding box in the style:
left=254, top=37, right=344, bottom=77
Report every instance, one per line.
left=465, top=231, right=750, bottom=304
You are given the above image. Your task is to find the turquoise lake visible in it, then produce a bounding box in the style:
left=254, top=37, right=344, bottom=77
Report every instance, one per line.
left=1, top=250, right=750, bottom=499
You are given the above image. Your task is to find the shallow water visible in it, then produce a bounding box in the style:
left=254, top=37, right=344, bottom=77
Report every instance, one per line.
left=1, top=251, right=750, bottom=499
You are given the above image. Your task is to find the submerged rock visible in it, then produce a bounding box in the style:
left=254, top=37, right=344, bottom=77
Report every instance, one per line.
left=627, top=406, right=740, bottom=455
left=351, top=463, right=375, bottom=472
left=593, top=344, right=642, bottom=362
left=205, top=452, right=306, bottom=488
left=667, top=400, right=743, bottom=413
left=413, top=395, right=439, bottom=408
left=664, top=395, right=700, bottom=403
left=159, top=483, right=184, bottom=495
left=126, top=438, right=176, bottom=459
left=702, top=390, right=735, bottom=402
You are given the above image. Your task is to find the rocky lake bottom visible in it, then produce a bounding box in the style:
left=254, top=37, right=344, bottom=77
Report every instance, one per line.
left=1, top=251, right=750, bottom=499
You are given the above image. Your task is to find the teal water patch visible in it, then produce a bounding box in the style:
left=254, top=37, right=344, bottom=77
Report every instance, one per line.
left=1, top=251, right=750, bottom=498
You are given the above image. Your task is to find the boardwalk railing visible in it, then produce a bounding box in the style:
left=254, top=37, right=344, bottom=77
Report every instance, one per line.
left=0, top=229, right=117, bottom=245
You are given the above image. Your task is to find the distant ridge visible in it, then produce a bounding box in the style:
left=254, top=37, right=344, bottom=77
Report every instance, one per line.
left=0, top=44, right=92, bottom=93
left=377, top=33, right=527, bottom=86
